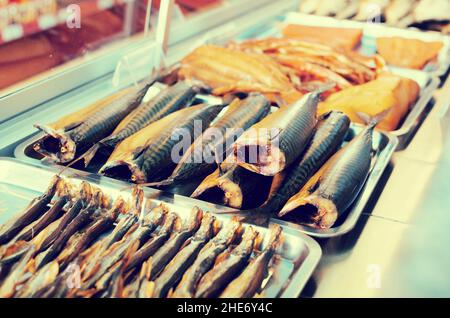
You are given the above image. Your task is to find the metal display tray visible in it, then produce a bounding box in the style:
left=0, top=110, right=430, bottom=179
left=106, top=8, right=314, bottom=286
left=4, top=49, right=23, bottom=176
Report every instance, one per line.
left=278, top=125, right=398, bottom=238
left=0, top=157, right=321, bottom=298
left=14, top=123, right=398, bottom=239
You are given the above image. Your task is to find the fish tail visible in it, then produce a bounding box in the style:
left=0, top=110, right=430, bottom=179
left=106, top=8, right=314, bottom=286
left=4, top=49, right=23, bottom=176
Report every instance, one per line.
left=312, top=82, right=336, bottom=95
left=54, top=143, right=104, bottom=178
left=215, top=203, right=274, bottom=226
left=80, top=143, right=104, bottom=167
left=356, top=108, right=391, bottom=130
left=190, top=173, right=221, bottom=199
left=81, top=136, right=118, bottom=168
left=135, top=178, right=175, bottom=188
left=34, top=124, right=62, bottom=138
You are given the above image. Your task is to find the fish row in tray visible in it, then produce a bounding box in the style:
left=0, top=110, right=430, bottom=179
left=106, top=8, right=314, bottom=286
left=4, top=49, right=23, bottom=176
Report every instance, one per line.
left=30, top=73, right=381, bottom=231
left=0, top=176, right=283, bottom=298
left=29, top=24, right=424, bottom=230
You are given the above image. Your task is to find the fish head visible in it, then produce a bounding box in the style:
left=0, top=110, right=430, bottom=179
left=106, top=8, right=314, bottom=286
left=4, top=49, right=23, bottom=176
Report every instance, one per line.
left=143, top=203, right=168, bottom=227
left=193, top=213, right=216, bottom=240
left=234, top=129, right=286, bottom=176
left=234, top=226, right=258, bottom=255
left=100, top=160, right=147, bottom=184
left=279, top=194, right=338, bottom=229
left=183, top=207, right=204, bottom=232
left=214, top=218, right=242, bottom=245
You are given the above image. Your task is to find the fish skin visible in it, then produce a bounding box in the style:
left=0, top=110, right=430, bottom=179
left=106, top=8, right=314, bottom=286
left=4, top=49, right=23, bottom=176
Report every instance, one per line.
left=150, top=93, right=271, bottom=186
left=101, top=104, right=224, bottom=183
left=233, top=90, right=322, bottom=176
left=34, top=81, right=152, bottom=163
left=81, top=204, right=166, bottom=283
left=171, top=219, right=241, bottom=298
left=148, top=208, right=203, bottom=279
left=125, top=212, right=177, bottom=272
left=195, top=226, right=257, bottom=298
left=233, top=111, right=350, bottom=222
left=14, top=195, right=69, bottom=242
left=37, top=198, right=84, bottom=253
left=81, top=81, right=198, bottom=166
left=191, top=159, right=272, bottom=209
left=58, top=200, right=124, bottom=269
left=109, top=81, right=198, bottom=144
left=99, top=106, right=189, bottom=173
left=220, top=224, right=282, bottom=298
left=151, top=213, right=216, bottom=298
left=137, top=104, right=225, bottom=183
left=279, top=121, right=376, bottom=229
left=179, top=45, right=302, bottom=104
left=0, top=176, right=60, bottom=245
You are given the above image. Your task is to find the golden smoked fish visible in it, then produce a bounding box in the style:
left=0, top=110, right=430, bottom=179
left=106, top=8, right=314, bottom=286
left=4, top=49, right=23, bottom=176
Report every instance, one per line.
left=100, top=104, right=224, bottom=183
left=279, top=118, right=379, bottom=229
left=179, top=45, right=303, bottom=105
left=232, top=90, right=323, bottom=176
left=220, top=224, right=282, bottom=298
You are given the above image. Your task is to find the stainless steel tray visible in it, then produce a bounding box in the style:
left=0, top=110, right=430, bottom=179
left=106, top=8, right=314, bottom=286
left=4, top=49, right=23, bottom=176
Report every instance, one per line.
left=0, top=157, right=321, bottom=298
left=14, top=123, right=398, bottom=238
left=278, top=126, right=398, bottom=238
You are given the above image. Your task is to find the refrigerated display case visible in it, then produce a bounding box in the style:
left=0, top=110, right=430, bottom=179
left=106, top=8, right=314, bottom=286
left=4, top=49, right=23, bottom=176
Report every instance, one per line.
left=0, top=0, right=292, bottom=123
left=0, top=1, right=449, bottom=298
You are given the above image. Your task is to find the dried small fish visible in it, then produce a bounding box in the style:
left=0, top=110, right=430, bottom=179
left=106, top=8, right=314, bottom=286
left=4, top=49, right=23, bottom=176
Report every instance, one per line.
left=147, top=208, right=203, bottom=279
left=171, top=219, right=240, bottom=298
left=233, top=90, right=323, bottom=176
left=125, top=212, right=177, bottom=272
left=0, top=176, right=61, bottom=245
left=152, top=213, right=215, bottom=298
left=279, top=118, right=379, bottom=228
left=220, top=225, right=282, bottom=298
left=195, top=226, right=258, bottom=298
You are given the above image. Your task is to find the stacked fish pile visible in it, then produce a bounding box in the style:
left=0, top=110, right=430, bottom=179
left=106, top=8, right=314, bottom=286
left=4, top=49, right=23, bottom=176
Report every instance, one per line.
left=31, top=75, right=380, bottom=230
left=179, top=43, right=383, bottom=103
left=191, top=92, right=379, bottom=229
left=177, top=43, right=419, bottom=131
left=0, top=177, right=283, bottom=298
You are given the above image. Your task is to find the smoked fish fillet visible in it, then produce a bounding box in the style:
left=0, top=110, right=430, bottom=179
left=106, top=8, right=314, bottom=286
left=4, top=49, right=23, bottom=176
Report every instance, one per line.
left=318, top=72, right=420, bottom=131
